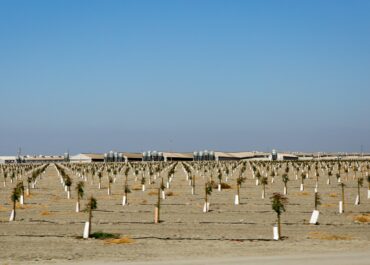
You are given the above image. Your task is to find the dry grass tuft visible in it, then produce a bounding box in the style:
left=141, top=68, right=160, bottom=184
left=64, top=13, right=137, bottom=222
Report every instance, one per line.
left=41, top=210, right=51, bottom=216
left=166, top=191, right=174, bottom=196
left=148, top=191, right=158, bottom=196
left=296, top=192, right=310, bottom=196
left=321, top=203, right=335, bottom=208
left=16, top=203, right=33, bottom=209
left=308, top=231, right=353, bottom=240
left=328, top=193, right=337, bottom=198
left=132, top=185, right=142, bottom=191
left=105, top=237, right=135, bottom=244
left=0, top=205, right=8, bottom=212
left=353, top=214, right=370, bottom=223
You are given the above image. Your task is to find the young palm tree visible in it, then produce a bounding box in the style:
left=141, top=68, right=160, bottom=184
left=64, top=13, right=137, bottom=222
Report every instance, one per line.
left=3, top=171, right=7, bottom=187
left=300, top=172, right=305, bottom=191
left=204, top=181, right=212, bottom=212
left=217, top=171, right=222, bottom=191
left=327, top=170, right=332, bottom=185
left=10, top=171, right=15, bottom=184
left=107, top=176, right=113, bottom=195
left=270, top=170, right=276, bottom=183
left=160, top=178, right=166, bottom=199
left=123, top=180, right=131, bottom=206
left=27, top=176, right=32, bottom=196
left=141, top=175, right=146, bottom=191
left=315, top=170, right=320, bottom=191
left=191, top=174, right=196, bottom=195
left=339, top=183, right=345, bottom=213
left=261, top=176, right=268, bottom=199
left=255, top=171, right=261, bottom=186
left=270, top=193, right=288, bottom=240
left=64, top=176, right=72, bottom=199
left=85, top=196, right=97, bottom=238
left=75, top=181, right=84, bottom=212
left=235, top=175, right=246, bottom=205
left=10, top=187, right=20, bottom=221
left=155, top=187, right=161, bottom=223
left=355, top=177, right=363, bottom=205
left=336, top=172, right=341, bottom=183
left=282, top=174, right=289, bottom=195
left=97, top=171, right=103, bottom=189
left=16, top=181, right=24, bottom=205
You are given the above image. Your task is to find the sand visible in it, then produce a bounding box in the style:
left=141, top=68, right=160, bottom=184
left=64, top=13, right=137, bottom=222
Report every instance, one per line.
left=0, top=162, right=369, bottom=264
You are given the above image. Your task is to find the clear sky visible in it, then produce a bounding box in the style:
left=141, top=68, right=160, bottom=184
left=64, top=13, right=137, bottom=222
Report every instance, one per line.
left=0, top=0, right=369, bottom=155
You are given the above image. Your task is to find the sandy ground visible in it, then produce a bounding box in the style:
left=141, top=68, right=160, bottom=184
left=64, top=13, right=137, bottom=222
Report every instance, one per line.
left=0, top=163, right=369, bottom=264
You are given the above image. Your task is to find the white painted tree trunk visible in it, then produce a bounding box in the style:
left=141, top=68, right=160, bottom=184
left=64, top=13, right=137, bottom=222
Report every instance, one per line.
left=76, top=202, right=80, bottom=212
left=166, top=182, right=170, bottom=189
left=161, top=190, right=166, bottom=199
left=154, top=207, right=159, bottom=223
left=20, top=195, right=24, bottom=205
left=122, top=195, right=127, bottom=206
left=83, top=222, right=90, bottom=239
left=273, top=225, right=279, bottom=240
left=218, top=184, right=221, bottom=192
left=283, top=186, right=287, bottom=195
left=309, top=210, right=319, bottom=224
left=234, top=194, right=239, bottom=205
left=368, top=190, right=370, bottom=199
left=203, top=202, right=210, bottom=212
left=191, top=187, right=195, bottom=195
left=67, top=190, right=71, bottom=199
left=339, top=201, right=343, bottom=214
left=300, top=183, right=304, bottom=191
left=142, top=184, right=145, bottom=191
left=9, top=209, right=15, bottom=221
left=355, top=195, right=360, bottom=205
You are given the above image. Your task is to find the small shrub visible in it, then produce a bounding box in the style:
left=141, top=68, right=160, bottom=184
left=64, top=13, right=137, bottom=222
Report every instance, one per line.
left=211, top=181, right=231, bottom=189
left=90, top=231, right=120, bottom=240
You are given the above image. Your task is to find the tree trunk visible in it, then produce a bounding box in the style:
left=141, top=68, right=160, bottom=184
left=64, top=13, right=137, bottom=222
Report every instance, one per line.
left=277, top=214, right=281, bottom=239
left=88, top=209, right=92, bottom=236
left=358, top=183, right=361, bottom=205
left=341, top=185, right=345, bottom=213
left=13, top=200, right=16, bottom=221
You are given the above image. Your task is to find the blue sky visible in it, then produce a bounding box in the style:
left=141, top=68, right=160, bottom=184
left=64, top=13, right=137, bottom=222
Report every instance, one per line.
left=0, top=0, right=369, bottom=154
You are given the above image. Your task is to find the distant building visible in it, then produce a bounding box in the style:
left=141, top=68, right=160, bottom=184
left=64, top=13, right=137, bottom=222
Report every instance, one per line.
left=70, top=153, right=104, bottom=163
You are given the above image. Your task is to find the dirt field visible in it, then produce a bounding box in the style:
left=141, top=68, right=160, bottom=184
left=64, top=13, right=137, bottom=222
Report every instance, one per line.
left=0, top=162, right=369, bottom=264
